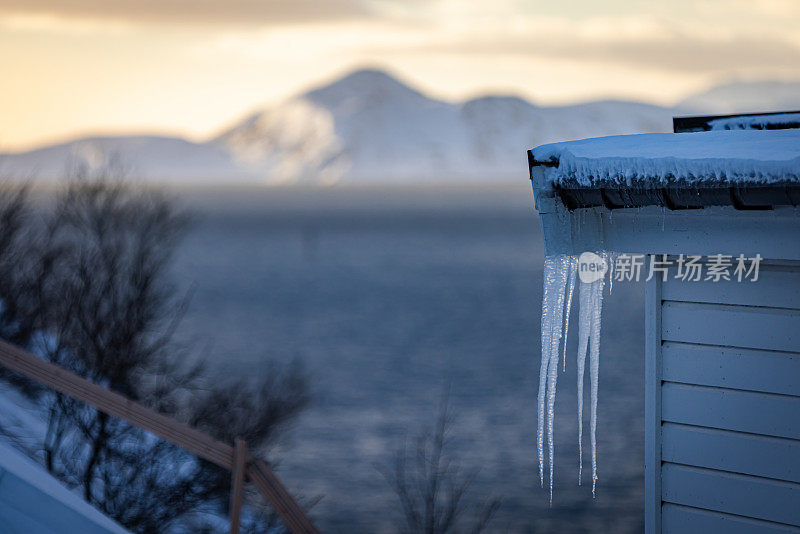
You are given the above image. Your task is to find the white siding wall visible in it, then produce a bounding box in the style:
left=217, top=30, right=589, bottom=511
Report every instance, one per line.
left=646, top=261, right=800, bottom=533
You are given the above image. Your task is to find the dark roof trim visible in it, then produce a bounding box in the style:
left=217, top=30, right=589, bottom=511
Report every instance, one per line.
left=527, top=150, right=557, bottom=169
left=552, top=183, right=800, bottom=211
left=673, top=110, right=800, bottom=133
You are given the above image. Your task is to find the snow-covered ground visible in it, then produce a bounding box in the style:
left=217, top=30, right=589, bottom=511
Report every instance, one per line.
left=0, top=384, right=46, bottom=456
left=3, top=70, right=798, bottom=186
left=0, top=386, right=129, bottom=534
left=0, top=439, right=130, bottom=533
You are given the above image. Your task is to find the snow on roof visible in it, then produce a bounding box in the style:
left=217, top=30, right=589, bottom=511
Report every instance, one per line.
left=529, top=129, right=800, bottom=188
left=0, top=440, right=129, bottom=534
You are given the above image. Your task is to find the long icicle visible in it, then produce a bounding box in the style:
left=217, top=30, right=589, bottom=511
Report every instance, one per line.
left=537, top=257, right=558, bottom=487
left=589, top=271, right=605, bottom=497
left=575, top=276, right=592, bottom=485
left=537, top=256, right=569, bottom=500
left=561, top=258, right=577, bottom=372
left=538, top=253, right=606, bottom=501
left=545, top=256, right=568, bottom=503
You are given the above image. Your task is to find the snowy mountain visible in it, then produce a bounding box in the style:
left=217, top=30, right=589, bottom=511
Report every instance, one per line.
left=0, top=136, right=244, bottom=184
left=214, top=69, right=676, bottom=184
left=1, top=70, right=797, bottom=185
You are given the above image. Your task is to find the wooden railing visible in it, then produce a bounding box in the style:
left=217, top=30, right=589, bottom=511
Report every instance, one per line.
left=0, top=338, right=319, bottom=534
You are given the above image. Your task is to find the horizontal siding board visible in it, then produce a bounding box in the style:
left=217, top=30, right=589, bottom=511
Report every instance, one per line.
left=661, top=301, right=800, bottom=352
left=661, top=383, right=800, bottom=440
left=662, top=463, right=800, bottom=527
left=662, top=503, right=800, bottom=534
left=662, top=423, right=800, bottom=484
left=574, top=206, right=800, bottom=260
left=662, top=342, right=800, bottom=396
left=662, top=268, right=800, bottom=310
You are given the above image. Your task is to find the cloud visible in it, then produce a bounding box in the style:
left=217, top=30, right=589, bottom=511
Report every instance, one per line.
left=0, top=0, right=377, bottom=26
left=380, top=16, right=800, bottom=75
left=580, top=34, right=800, bottom=73
left=443, top=34, right=800, bottom=74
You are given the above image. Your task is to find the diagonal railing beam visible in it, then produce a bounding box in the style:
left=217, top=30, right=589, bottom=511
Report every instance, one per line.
left=247, top=457, right=319, bottom=534
left=0, top=338, right=318, bottom=534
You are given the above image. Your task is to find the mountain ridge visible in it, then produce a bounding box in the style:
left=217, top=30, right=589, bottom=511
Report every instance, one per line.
left=3, top=70, right=799, bottom=185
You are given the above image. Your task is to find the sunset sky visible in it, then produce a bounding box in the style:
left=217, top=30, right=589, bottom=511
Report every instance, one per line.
left=1, top=0, right=798, bottom=151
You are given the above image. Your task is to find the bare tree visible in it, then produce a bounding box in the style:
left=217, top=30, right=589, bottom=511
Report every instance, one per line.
left=0, top=169, right=311, bottom=533
left=378, top=391, right=501, bottom=534
left=0, top=184, right=32, bottom=346
left=0, top=184, right=61, bottom=394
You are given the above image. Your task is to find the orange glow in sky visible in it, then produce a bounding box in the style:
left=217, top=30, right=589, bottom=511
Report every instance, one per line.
left=1, top=0, right=798, bottom=151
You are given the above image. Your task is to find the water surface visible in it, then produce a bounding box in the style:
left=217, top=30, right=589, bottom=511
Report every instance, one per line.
left=171, top=185, right=645, bottom=533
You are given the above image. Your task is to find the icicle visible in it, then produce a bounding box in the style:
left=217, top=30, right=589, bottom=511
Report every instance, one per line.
left=548, top=256, right=569, bottom=503
left=607, top=253, right=616, bottom=294
left=538, top=256, right=563, bottom=486
left=537, top=258, right=556, bottom=487
left=546, top=320, right=560, bottom=504
left=537, top=252, right=607, bottom=501
left=588, top=273, right=605, bottom=496
left=537, top=255, right=569, bottom=502
left=561, top=257, right=577, bottom=372
left=575, top=276, right=592, bottom=485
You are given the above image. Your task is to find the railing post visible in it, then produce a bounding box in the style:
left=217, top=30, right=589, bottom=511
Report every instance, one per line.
left=230, top=438, right=247, bottom=534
